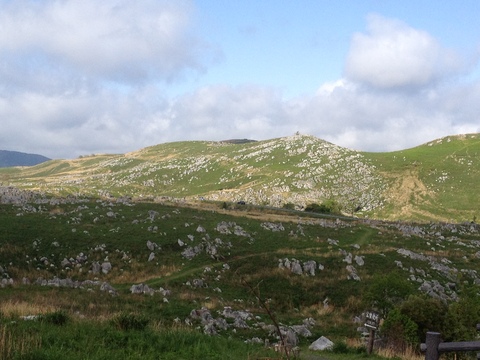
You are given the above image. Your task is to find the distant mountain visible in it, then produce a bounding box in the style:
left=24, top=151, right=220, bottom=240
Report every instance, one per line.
left=0, top=150, right=51, bottom=167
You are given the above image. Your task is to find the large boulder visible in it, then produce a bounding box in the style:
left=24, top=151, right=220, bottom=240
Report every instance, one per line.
left=309, top=336, right=334, bottom=351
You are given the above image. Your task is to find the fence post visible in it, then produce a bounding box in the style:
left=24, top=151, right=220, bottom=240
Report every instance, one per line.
left=477, top=323, right=480, bottom=360
left=425, top=332, right=442, bottom=360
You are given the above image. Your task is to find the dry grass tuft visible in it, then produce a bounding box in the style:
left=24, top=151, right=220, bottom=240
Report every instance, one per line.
left=112, top=264, right=181, bottom=283
left=376, top=345, right=423, bottom=360
left=300, top=302, right=334, bottom=317
left=202, top=297, right=222, bottom=310
left=346, top=338, right=423, bottom=360
left=0, top=300, right=57, bottom=317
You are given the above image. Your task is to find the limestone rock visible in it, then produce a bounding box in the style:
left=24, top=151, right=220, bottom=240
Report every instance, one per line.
left=309, top=336, right=334, bottom=351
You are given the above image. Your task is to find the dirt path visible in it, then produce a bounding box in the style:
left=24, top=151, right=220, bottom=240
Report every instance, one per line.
left=381, top=168, right=436, bottom=220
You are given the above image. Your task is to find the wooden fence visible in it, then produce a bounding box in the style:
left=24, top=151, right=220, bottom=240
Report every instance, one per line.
left=421, top=324, right=480, bottom=360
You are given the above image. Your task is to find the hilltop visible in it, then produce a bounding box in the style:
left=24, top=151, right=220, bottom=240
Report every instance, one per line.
left=0, top=133, right=478, bottom=222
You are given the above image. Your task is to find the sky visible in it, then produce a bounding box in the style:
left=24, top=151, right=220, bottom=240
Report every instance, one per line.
left=1, top=0, right=479, bottom=159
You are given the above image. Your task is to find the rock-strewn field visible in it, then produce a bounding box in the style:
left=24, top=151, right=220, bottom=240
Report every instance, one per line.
left=1, top=188, right=479, bottom=347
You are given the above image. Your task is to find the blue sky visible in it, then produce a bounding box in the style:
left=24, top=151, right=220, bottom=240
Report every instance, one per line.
left=1, top=0, right=479, bottom=159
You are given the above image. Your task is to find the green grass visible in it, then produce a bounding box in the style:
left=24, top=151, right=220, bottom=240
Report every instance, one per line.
left=0, top=198, right=479, bottom=358
left=1, top=319, right=274, bottom=360
left=365, top=133, right=480, bottom=222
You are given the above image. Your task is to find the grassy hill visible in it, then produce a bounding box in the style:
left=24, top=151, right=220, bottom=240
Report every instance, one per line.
left=0, top=198, right=479, bottom=359
left=0, top=133, right=479, bottom=222
left=366, top=133, right=480, bottom=222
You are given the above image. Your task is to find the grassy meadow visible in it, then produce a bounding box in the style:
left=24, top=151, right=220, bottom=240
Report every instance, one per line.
left=0, top=133, right=479, bottom=358
left=0, top=198, right=479, bottom=359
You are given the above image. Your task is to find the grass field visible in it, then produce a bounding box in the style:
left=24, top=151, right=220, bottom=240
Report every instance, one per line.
left=1, top=197, right=479, bottom=359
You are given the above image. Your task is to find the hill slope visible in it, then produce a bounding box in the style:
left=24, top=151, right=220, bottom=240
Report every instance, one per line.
left=365, top=133, right=479, bottom=222
left=0, top=198, right=479, bottom=358
left=0, top=133, right=478, bottom=222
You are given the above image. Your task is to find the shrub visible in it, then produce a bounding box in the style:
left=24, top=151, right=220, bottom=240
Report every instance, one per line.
left=282, top=202, right=295, bottom=210
left=40, top=311, right=69, bottom=326
left=305, top=199, right=342, bottom=214
left=443, top=286, right=480, bottom=342
left=112, top=312, right=149, bottom=331
left=399, top=295, right=447, bottom=342
left=381, top=308, right=419, bottom=352
left=331, top=340, right=350, bottom=354
left=364, top=272, right=414, bottom=317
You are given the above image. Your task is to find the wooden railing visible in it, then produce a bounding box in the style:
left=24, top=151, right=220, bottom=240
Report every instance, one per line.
left=420, top=324, right=480, bottom=360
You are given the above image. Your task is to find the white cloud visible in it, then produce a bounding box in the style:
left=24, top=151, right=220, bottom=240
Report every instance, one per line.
left=0, top=0, right=205, bottom=83
left=344, top=14, right=463, bottom=89
left=164, top=85, right=291, bottom=139
left=0, top=9, right=478, bottom=160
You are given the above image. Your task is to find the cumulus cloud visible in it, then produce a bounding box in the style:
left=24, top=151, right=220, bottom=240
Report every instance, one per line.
left=152, top=85, right=296, bottom=142
left=0, top=8, right=478, bottom=159
left=344, top=14, right=464, bottom=89
left=0, top=0, right=206, bottom=84
left=306, top=78, right=480, bottom=151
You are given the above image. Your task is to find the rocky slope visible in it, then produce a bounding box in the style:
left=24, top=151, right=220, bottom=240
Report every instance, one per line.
left=1, top=133, right=478, bottom=222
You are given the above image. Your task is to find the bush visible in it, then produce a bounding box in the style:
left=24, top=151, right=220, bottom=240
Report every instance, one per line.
left=364, top=272, right=414, bottom=317
left=382, top=308, right=419, bottom=352
left=40, top=311, right=69, bottom=326
left=443, top=286, right=480, bottom=342
left=304, top=199, right=342, bottom=214
left=399, top=295, right=447, bottom=342
left=282, top=202, right=295, bottom=210
left=331, top=340, right=350, bottom=353
left=112, top=312, right=150, bottom=331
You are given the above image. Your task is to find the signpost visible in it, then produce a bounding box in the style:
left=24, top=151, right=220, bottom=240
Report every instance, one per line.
left=364, top=311, right=380, bottom=355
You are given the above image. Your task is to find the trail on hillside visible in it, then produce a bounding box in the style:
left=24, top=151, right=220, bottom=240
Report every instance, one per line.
left=383, top=168, right=437, bottom=220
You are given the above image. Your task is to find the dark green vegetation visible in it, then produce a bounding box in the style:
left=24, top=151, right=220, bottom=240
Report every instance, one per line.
left=305, top=200, right=343, bottom=215
left=0, top=133, right=478, bottom=222
left=1, top=199, right=479, bottom=359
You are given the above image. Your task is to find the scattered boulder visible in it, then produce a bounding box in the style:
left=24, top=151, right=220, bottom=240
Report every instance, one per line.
left=355, top=255, right=365, bottom=266
left=130, top=283, right=154, bottom=295
left=192, top=278, right=204, bottom=288
left=146, top=240, right=159, bottom=251
left=346, top=265, right=360, bottom=281
left=91, top=261, right=101, bottom=274
left=303, top=260, right=317, bottom=276
left=261, top=222, right=285, bottom=231
left=99, top=282, right=117, bottom=296
left=309, top=336, right=334, bottom=351
left=101, top=262, right=112, bottom=274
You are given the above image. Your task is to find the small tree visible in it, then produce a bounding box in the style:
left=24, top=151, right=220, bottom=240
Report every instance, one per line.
left=399, top=295, right=447, bottom=342
left=364, top=272, right=414, bottom=318
left=443, top=286, right=480, bottom=342
left=381, top=308, right=419, bottom=352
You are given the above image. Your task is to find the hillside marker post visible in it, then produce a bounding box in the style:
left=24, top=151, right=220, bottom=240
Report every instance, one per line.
left=364, top=310, right=380, bottom=355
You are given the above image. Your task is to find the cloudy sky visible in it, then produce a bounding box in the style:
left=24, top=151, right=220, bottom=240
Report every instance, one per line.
left=1, top=0, right=479, bottom=159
